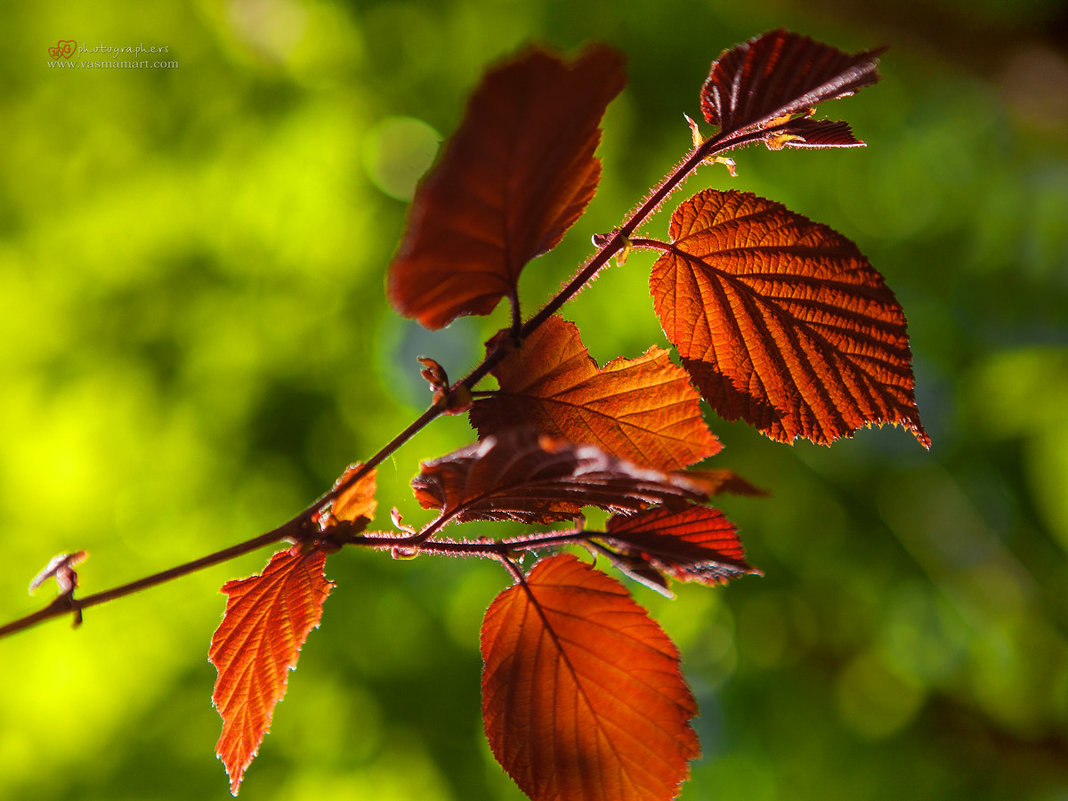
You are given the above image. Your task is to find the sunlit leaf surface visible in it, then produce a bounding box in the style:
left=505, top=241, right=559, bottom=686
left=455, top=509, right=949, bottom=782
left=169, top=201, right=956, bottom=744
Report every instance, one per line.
left=471, top=315, right=720, bottom=470
left=388, top=45, right=626, bottom=328
left=209, top=548, right=334, bottom=795
left=604, top=505, right=757, bottom=586
left=649, top=189, right=929, bottom=447
left=412, top=428, right=708, bottom=525
left=700, top=28, right=884, bottom=147
left=481, top=554, right=699, bottom=801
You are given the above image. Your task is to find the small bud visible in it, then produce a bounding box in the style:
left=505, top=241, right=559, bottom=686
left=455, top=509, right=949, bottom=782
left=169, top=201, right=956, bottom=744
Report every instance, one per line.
left=707, top=155, right=737, bottom=176
left=29, top=551, right=87, bottom=595
left=684, top=113, right=703, bottom=149
left=390, top=507, right=417, bottom=535
left=417, top=356, right=449, bottom=394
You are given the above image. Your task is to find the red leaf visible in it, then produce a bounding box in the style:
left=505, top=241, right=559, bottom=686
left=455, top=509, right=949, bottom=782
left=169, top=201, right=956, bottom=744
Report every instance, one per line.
left=700, top=29, right=884, bottom=146
left=649, top=189, right=929, bottom=447
left=770, top=118, right=866, bottom=149
left=388, top=45, right=626, bottom=329
left=411, top=428, right=707, bottom=526
left=470, top=315, right=720, bottom=471
left=591, top=544, right=675, bottom=598
left=209, top=547, right=335, bottom=794
left=481, top=554, right=699, bottom=801
left=604, top=505, right=758, bottom=586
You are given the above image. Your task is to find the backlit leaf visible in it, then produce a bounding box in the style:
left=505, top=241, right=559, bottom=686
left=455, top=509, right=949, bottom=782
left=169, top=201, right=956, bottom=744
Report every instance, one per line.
left=387, top=44, right=626, bottom=329
left=770, top=118, right=866, bottom=149
left=649, top=189, right=929, bottom=447
left=411, top=427, right=706, bottom=526
left=481, top=553, right=699, bottom=801
left=328, top=462, right=377, bottom=529
left=470, top=315, right=721, bottom=470
left=700, top=29, right=884, bottom=147
left=209, top=547, right=334, bottom=794
left=591, top=543, right=675, bottom=598
left=603, top=505, right=757, bottom=586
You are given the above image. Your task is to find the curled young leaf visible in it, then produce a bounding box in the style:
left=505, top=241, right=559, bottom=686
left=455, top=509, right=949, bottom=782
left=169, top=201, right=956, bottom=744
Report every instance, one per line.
left=649, top=188, right=929, bottom=447
left=28, top=550, right=87, bottom=595
left=209, top=547, right=334, bottom=795
left=481, top=553, right=699, bottom=801
left=700, top=29, right=884, bottom=146
left=417, top=356, right=450, bottom=397
left=416, top=357, right=474, bottom=414
left=603, top=505, right=758, bottom=586
left=411, top=428, right=707, bottom=526
left=387, top=44, right=626, bottom=329
left=470, top=315, right=721, bottom=471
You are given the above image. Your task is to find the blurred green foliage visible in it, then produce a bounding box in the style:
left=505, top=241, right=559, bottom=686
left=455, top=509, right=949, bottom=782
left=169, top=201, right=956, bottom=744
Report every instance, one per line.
left=2, top=1, right=1066, bottom=799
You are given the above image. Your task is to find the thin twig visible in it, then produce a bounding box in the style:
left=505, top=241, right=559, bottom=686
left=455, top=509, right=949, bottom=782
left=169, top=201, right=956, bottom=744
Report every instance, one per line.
left=0, top=117, right=769, bottom=640
left=0, top=523, right=297, bottom=639
left=346, top=528, right=591, bottom=558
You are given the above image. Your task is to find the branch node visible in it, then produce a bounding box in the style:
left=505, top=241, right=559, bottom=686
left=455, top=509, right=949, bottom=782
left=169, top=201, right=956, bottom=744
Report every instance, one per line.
left=29, top=551, right=88, bottom=628
left=43, top=590, right=84, bottom=629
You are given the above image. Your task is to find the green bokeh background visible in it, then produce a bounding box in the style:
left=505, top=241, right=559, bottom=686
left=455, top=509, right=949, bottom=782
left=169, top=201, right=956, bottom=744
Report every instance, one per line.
left=2, top=1, right=1066, bottom=799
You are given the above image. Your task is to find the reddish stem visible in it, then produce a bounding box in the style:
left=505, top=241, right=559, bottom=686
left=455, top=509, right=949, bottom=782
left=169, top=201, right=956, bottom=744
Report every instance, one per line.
left=0, top=120, right=771, bottom=640
left=347, top=528, right=590, bottom=557
left=0, top=525, right=297, bottom=638
left=323, top=130, right=753, bottom=505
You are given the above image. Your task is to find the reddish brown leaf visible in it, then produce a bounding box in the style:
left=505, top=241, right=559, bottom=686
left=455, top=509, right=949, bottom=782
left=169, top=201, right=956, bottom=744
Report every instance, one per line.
left=470, top=315, right=720, bottom=471
left=387, top=45, right=626, bottom=329
left=481, top=553, right=699, bottom=801
left=700, top=29, right=884, bottom=146
left=328, top=462, right=377, bottom=528
left=604, top=505, right=758, bottom=586
left=590, top=543, right=675, bottom=598
left=209, top=547, right=335, bottom=794
left=649, top=189, right=929, bottom=447
left=771, top=118, right=866, bottom=149
left=411, top=427, right=707, bottom=526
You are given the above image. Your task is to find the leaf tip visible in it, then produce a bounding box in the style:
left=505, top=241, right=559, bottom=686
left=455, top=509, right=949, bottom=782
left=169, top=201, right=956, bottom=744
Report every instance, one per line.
left=218, top=750, right=251, bottom=796
left=209, top=548, right=335, bottom=797
left=912, top=421, right=933, bottom=450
